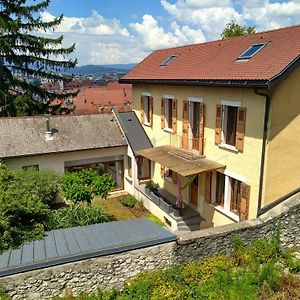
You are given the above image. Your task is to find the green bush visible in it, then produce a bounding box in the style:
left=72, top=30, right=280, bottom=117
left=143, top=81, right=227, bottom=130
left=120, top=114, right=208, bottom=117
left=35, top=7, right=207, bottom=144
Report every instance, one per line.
left=0, top=190, right=51, bottom=253
left=61, top=171, right=115, bottom=203
left=47, top=203, right=115, bottom=230
left=120, top=196, right=138, bottom=208
left=92, top=174, right=115, bottom=199
left=60, top=172, right=92, bottom=203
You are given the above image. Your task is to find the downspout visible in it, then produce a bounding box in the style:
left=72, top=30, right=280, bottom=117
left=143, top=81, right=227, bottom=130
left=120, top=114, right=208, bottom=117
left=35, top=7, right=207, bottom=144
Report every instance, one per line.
left=254, top=88, right=271, bottom=216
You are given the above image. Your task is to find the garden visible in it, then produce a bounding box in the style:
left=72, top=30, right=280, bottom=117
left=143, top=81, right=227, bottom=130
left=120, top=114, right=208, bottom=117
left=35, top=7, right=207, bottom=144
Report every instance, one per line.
left=46, top=233, right=300, bottom=299
left=0, top=163, right=163, bottom=253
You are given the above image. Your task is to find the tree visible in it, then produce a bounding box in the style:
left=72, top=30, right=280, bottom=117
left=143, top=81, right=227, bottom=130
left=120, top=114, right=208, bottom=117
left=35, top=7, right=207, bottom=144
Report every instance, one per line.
left=221, top=20, right=256, bottom=39
left=0, top=0, right=78, bottom=116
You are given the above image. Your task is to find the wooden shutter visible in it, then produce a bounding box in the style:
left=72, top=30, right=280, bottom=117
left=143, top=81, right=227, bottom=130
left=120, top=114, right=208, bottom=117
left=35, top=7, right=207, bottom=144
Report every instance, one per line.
left=215, top=105, right=222, bottom=145
left=236, top=107, right=246, bottom=152
left=161, top=98, right=165, bottom=129
left=160, top=165, right=165, bottom=178
left=205, top=172, right=212, bottom=203
left=171, top=171, right=177, bottom=184
left=140, top=96, right=144, bottom=123
left=149, top=96, right=153, bottom=126
left=172, top=99, right=177, bottom=133
left=182, top=100, right=189, bottom=149
left=239, top=182, right=250, bottom=221
left=199, top=103, right=205, bottom=155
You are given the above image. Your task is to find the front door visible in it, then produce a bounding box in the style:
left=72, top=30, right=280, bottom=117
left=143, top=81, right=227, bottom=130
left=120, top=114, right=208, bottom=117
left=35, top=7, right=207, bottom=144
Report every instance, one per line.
left=190, top=175, right=199, bottom=207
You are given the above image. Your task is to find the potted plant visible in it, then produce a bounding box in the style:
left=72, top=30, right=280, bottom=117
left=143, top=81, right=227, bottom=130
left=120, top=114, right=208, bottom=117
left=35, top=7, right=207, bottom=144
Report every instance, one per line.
left=145, top=179, right=159, bottom=194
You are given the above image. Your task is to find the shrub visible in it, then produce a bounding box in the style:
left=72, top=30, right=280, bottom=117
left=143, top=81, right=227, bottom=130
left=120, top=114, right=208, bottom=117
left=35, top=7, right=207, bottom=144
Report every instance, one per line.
left=60, top=172, right=92, bottom=203
left=145, top=179, right=159, bottom=192
left=0, top=190, right=51, bottom=253
left=120, top=196, right=138, bottom=208
left=47, top=203, right=115, bottom=230
left=61, top=171, right=115, bottom=203
left=92, top=174, right=115, bottom=199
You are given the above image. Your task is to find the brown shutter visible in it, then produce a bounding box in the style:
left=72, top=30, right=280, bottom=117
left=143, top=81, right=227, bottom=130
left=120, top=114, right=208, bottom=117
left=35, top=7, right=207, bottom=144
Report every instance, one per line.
left=182, top=100, right=189, bottom=149
left=160, top=165, right=165, bottom=178
left=199, top=103, right=205, bottom=155
left=140, top=96, right=144, bottom=124
left=172, top=99, right=177, bottom=133
left=236, top=107, right=246, bottom=152
left=161, top=98, right=165, bottom=129
left=205, top=172, right=212, bottom=203
left=239, top=182, right=250, bottom=221
left=149, top=96, right=153, bottom=126
left=171, top=171, right=177, bottom=184
left=215, top=105, right=222, bottom=145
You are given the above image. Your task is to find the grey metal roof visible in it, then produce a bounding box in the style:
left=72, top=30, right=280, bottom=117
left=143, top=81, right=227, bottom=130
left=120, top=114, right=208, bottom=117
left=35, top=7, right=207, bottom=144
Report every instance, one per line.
left=0, top=114, right=127, bottom=158
left=114, top=110, right=153, bottom=155
left=0, top=218, right=176, bottom=277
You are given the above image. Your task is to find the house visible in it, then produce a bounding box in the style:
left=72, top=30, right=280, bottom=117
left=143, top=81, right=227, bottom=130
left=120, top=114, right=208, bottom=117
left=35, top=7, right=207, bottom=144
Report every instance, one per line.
left=120, top=24, right=300, bottom=228
left=0, top=114, right=128, bottom=192
left=72, top=82, right=132, bottom=114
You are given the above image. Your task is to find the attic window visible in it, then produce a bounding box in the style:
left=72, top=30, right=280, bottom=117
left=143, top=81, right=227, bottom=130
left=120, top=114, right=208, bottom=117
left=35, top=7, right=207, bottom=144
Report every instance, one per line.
left=160, top=55, right=177, bottom=66
left=237, top=43, right=266, bottom=60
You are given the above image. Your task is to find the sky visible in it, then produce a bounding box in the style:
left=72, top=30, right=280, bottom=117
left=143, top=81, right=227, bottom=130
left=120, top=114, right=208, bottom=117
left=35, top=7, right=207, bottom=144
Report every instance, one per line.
left=39, top=0, right=300, bottom=66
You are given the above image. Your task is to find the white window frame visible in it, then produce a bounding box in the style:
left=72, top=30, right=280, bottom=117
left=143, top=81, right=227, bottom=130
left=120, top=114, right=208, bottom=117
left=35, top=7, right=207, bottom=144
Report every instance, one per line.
left=219, top=100, right=241, bottom=152
left=163, top=95, right=175, bottom=132
left=142, top=92, right=151, bottom=126
left=211, top=170, right=245, bottom=222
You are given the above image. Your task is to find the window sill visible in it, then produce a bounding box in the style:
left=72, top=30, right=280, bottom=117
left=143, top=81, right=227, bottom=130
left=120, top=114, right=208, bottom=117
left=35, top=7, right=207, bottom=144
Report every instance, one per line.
left=143, top=122, right=151, bottom=127
left=211, top=204, right=240, bottom=222
left=218, top=143, right=239, bottom=153
left=163, top=128, right=174, bottom=133
left=125, top=176, right=133, bottom=184
left=164, top=176, right=175, bottom=184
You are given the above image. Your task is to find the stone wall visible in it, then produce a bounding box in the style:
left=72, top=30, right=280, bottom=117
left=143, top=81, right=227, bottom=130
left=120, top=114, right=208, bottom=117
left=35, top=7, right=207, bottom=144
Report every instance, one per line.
left=1, top=192, right=299, bottom=299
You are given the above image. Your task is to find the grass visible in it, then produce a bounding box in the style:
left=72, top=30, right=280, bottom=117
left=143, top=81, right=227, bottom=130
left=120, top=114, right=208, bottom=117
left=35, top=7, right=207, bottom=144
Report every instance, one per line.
left=92, top=195, right=136, bottom=220
left=145, top=213, right=165, bottom=227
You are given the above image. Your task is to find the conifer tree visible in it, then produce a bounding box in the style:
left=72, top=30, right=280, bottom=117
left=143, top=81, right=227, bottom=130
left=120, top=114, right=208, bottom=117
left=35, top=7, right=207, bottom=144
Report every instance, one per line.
left=0, top=0, right=77, bottom=116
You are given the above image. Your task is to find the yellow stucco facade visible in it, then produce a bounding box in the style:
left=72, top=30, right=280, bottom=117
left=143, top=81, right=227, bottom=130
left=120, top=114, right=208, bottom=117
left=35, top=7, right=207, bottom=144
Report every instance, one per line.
left=263, top=67, right=300, bottom=206
left=133, top=84, right=266, bottom=226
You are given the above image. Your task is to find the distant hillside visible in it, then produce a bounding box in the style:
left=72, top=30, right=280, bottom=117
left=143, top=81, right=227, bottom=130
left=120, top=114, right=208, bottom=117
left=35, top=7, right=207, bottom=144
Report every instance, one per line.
left=69, top=63, right=136, bottom=75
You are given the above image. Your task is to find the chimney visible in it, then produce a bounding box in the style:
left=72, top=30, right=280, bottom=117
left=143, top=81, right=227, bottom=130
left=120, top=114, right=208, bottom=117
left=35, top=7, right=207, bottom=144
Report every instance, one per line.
left=45, top=115, right=53, bottom=141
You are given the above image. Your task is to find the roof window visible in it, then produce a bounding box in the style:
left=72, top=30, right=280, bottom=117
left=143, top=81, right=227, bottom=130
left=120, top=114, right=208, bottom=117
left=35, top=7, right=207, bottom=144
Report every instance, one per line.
left=237, top=43, right=266, bottom=60
left=160, top=55, right=177, bottom=66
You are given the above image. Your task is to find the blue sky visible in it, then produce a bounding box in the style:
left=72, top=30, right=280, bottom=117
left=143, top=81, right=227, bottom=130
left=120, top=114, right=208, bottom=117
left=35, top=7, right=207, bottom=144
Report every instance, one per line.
left=39, top=0, right=300, bottom=65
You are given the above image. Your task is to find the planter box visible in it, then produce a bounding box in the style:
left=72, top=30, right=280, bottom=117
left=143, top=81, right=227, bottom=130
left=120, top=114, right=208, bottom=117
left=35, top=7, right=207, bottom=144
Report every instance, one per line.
left=150, top=191, right=161, bottom=206
left=160, top=198, right=172, bottom=213
left=145, top=187, right=151, bottom=196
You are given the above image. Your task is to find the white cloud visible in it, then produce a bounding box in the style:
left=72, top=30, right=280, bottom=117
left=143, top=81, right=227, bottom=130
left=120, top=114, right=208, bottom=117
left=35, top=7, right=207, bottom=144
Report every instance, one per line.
left=240, top=1, right=300, bottom=30
left=130, top=14, right=205, bottom=50
left=161, top=0, right=243, bottom=39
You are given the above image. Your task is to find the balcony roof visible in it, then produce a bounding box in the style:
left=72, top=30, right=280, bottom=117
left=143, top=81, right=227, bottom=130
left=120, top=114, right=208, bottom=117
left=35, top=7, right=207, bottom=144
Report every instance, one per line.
left=137, top=145, right=225, bottom=177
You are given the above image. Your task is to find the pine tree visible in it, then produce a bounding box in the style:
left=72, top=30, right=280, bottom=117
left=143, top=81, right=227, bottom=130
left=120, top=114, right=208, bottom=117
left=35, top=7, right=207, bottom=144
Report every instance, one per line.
left=0, top=0, right=78, bottom=116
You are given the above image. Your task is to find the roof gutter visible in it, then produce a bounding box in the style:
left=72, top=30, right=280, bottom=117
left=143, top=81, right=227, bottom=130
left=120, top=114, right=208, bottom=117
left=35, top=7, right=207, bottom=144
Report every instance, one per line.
left=120, top=78, right=268, bottom=89
left=254, top=88, right=271, bottom=216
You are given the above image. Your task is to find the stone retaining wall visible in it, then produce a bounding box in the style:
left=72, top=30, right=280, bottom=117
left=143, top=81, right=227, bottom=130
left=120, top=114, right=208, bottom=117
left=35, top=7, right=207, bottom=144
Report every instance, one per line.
left=1, top=192, right=299, bottom=299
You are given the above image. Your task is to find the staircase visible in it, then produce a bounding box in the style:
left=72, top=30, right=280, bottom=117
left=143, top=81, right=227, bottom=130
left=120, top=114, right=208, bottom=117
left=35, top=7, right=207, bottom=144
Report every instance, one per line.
left=170, top=206, right=204, bottom=232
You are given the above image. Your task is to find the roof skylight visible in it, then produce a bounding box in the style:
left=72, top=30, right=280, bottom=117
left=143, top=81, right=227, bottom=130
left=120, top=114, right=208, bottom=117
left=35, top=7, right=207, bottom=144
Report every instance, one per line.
left=160, top=55, right=177, bottom=66
left=237, top=43, right=266, bottom=60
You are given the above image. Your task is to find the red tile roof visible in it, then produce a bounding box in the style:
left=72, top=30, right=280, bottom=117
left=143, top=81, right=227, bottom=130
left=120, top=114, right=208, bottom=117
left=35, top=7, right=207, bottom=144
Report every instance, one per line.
left=122, top=25, right=300, bottom=87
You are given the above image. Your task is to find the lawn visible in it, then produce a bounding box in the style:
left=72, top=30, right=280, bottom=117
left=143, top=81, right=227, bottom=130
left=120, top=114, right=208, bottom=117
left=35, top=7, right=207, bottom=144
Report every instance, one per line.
left=92, top=194, right=165, bottom=227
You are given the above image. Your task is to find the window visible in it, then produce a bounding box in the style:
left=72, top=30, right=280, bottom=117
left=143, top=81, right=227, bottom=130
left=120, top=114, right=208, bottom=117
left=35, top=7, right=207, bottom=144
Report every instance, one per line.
left=141, top=94, right=153, bottom=126
left=161, top=96, right=177, bottom=133
left=211, top=171, right=250, bottom=221
left=137, top=157, right=150, bottom=180
left=127, top=156, right=132, bottom=178
left=160, top=55, right=177, bottom=66
left=161, top=165, right=176, bottom=183
left=237, top=43, right=266, bottom=60
left=165, top=98, right=173, bottom=129
left=215, top=104, right=246, bottom=152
